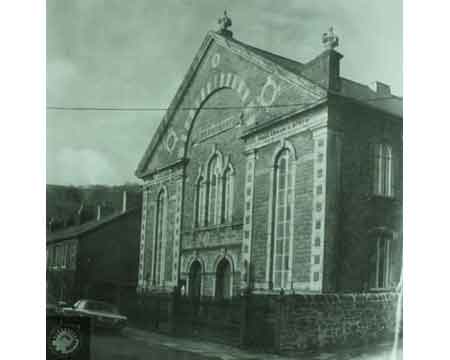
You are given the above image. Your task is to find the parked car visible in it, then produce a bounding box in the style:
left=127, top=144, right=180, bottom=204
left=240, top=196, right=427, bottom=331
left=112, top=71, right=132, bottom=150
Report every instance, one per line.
left=62, top=299, right=127, bottom=331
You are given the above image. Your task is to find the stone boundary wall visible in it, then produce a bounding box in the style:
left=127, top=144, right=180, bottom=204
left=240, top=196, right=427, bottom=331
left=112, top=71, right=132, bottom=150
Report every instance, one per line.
left=131, top=291, right=400, bottom=354
left=277, top=292, right=400, bottom=352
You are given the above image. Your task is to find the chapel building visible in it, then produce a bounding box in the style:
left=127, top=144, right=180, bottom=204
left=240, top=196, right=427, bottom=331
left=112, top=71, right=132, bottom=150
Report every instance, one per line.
left=135, top=18, right=402, bottom=298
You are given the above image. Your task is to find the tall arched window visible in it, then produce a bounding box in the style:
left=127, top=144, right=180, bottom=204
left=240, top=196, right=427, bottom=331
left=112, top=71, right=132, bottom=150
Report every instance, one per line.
left=272, top=149, right=294, bottom=289
left=206, top=156, right=221, bottom=226
left=153, top=189, right=166, bottom=285
left=194, top=176, right=205, bottom=227
left=373, top=143, right=394, bottom=197
left=222, top=165, right=233, bottom=223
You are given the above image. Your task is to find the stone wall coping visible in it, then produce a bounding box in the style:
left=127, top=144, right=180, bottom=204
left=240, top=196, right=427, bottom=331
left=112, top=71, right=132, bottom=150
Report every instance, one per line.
left=247, top=292, right=398, bottom=304
left=278, top=292, right=398, bottom=303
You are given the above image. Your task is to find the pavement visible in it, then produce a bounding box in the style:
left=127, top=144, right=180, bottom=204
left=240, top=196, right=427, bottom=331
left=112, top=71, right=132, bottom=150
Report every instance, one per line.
left=120, top=327, right=403, bottom=360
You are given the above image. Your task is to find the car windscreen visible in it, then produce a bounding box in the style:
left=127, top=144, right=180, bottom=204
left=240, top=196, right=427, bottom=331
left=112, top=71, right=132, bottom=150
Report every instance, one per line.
left=83, top=301, right=119, bottom=314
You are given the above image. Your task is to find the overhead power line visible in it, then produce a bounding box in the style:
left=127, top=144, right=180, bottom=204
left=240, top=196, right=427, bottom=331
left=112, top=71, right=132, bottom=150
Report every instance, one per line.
left=46, top=96, right=398, bottom=112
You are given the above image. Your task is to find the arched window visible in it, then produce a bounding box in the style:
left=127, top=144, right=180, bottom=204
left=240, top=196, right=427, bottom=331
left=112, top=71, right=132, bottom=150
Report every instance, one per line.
left=272, top=149, right=294, bottom=289
left=188, top=260, right=202, bottom=299
left=206, top=156, right=221, bottom=226
left=215, top=258, right=232, bottom=300
left=222, top=165, right=233, bottom=223
left=373, top=143, right=394, bottom=197
left=194, top=176, right=205, bottom=227
left=153, top=189, right=166, bottom=285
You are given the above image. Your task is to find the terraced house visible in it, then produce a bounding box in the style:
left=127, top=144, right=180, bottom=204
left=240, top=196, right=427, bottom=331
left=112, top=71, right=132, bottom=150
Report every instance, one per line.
left=135, top=19, right=402, bottom=299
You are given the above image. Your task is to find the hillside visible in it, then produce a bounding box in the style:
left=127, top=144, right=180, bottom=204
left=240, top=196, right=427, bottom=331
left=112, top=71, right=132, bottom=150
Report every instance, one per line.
left=46, top=184, right=142, bottom=231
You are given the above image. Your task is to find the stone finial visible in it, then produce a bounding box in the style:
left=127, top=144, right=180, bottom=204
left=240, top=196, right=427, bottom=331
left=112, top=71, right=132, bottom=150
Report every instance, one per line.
left=322, top=26, right=339, bottom=50
left=217, top=10, right=233, bottom=38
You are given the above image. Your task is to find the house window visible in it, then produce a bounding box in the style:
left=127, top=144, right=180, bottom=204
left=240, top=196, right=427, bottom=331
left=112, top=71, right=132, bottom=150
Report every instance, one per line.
left=370, top=233, right=391, bottom=289
left=373, top=143, right=394, bottom=197
left=206, top=156, right=221, bottom=226
left=153, top=189, right=166, bottom=285
left=222, top=165, right=233, bottom=223
left=56, top=245, right=63, bottom=268
left=272, top=149, right=294, bottom=289
left=67, top=243, right=77, bottom=270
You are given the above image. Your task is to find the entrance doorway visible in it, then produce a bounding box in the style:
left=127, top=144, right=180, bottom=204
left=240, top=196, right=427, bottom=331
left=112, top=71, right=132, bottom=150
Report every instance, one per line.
left=188, top=260, right=202, bottom=299
left=215, top=258, right=231, bottom=300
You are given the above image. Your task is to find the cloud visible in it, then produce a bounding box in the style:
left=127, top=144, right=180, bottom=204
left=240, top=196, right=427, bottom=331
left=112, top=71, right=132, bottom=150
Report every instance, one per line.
left=48, top=147, right=122, bottom=186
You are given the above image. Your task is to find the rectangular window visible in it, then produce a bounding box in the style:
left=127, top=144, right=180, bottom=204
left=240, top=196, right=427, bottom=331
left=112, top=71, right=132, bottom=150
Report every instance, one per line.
left=372, top=235, right=391, bottom=289
left=67, top=243, right=77, bottom=270
left=373, top=143, right=394, bottom=197
left=55, top=245, right=61, bottom=267
left=61, top=245, right=66, bottom=268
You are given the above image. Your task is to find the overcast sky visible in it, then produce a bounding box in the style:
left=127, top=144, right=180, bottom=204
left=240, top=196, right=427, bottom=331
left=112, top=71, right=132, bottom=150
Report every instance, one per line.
left=47, top=0, right=402, bottom=186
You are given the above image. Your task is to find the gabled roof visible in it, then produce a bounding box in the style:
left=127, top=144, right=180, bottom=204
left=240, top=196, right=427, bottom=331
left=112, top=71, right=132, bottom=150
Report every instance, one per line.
left=135, top=31, right=327, bottom=178
left=46, top=207, right=140, bottom=244
left=135, top=31, right=402, bottom=178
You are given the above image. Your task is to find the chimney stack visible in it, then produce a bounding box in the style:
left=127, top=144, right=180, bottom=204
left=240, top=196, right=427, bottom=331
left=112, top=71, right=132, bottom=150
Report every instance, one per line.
left=370, top=81, right=391, bottom=97
left=76, top=203, right=84, bottom=225
left=96, top=205, right=102, bottom=220
left=301, top=27, right=343, bottom=91
left=122, top=191, right=127, bottom=213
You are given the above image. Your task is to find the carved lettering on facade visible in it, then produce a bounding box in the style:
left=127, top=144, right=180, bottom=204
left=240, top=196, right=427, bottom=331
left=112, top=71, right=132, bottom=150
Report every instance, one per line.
left=194, top=115, right=239, bottom=143
left=245, top=111, right=327, bottom=151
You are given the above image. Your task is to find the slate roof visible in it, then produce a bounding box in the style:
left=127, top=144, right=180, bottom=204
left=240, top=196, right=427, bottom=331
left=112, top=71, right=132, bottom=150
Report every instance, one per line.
left=231, top=38, right=305, bottom=74
left=46, top=207, right=139, bottom=244
left=233, top=38, right=402, bottom=118
left=338, top=78, right=402, bottom=117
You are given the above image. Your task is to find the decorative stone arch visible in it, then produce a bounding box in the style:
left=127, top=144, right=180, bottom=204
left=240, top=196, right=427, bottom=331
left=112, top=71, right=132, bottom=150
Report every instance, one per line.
left=195, top=164, right=206, bottom=183
left=185, top=254, right=206, bottom=298
left=271, top=138, right=298, bottom=164
left=222, top=155, right=235, bottom=175
left=182, top=72, right=252, bottom=157
left=212, top=251, right=236, bottom=299
left=212, top=251, right=236, bottom=274
left=206, top=145, right=225, bottom=173
left=151, top=185, right=169, bottom=287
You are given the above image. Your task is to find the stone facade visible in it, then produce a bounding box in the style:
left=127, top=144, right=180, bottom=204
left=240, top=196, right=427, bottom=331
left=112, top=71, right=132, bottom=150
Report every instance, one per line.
left=135, top=30, right=402, bottom=298
left=276, top=292, right=399, bottom=352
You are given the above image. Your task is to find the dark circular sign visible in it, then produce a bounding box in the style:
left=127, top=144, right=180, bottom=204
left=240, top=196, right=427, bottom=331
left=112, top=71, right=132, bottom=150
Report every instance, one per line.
left=48, top=325, right=82, bottom=358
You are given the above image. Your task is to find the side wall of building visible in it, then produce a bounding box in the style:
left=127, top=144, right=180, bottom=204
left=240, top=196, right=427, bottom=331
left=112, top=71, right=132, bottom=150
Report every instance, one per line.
left=329, top=102, right=403, bottom=292
left=246, top=106, right=329, bottom=293
left=77, top=210, right=141, bottom=304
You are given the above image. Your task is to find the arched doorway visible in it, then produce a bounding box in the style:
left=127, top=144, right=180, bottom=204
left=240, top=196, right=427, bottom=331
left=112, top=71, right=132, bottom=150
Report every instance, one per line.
left=215, top=258, right=232, bottom=300
left=188, top=260, right=202, bottom=299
